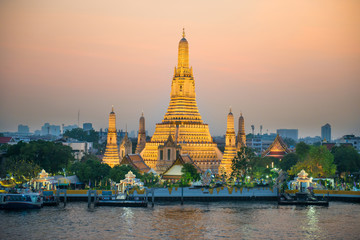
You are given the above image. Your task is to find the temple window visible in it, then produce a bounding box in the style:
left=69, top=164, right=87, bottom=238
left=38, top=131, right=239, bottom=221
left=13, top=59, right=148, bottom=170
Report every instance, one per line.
left=160, top=150, right=163, bottom=160
left=168, top=149, right=171, bottom=160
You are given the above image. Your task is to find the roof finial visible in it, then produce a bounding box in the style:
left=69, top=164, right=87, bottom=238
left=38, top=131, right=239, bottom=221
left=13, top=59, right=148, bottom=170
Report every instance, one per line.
left=182, top=28, right=185, bottom=38
left=111, top=105, right=114, bottom=112
left=141, top=110, right=144, bottom=117
left=229, top=106, right=232, bottom=113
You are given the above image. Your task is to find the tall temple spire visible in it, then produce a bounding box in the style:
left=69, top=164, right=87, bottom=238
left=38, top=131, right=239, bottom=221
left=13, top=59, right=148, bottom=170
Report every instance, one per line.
left=102, top=106, right=120, bottom=167
left=237, top=112, right=246, bottom=150
left=135, top=112, right=146, bottom=154
left=220, top=109, right=237, bottom=175
left=177, top=29, right=190, bottom=70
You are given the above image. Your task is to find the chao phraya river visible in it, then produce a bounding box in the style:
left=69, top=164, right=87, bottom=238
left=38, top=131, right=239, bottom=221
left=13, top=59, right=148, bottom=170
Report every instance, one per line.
left=1, top=201, right=359, bottom=240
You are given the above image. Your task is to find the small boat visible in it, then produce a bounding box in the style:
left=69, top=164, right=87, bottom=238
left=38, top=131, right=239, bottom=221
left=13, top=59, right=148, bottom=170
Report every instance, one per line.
left=0, top=193, right=43, bottom=209
left=278, top=192, right=329, bottom=206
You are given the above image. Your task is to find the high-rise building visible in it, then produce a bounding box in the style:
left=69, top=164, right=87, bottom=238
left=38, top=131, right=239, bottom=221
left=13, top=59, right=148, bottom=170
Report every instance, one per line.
left=141, top=29, right=222, bottom=173
left=237, top=113, right=246, bottom=150
left=135, top=112, right=146, bottom=154
left=18, top=124, right=29, bottom=134
left=41, top=123, right=61, bottom=136
left=219, top=109, right=237, bottom=175
left=102, top=106, right=120, bottom=167
left=321, top=123, right=331, bottom=142
left=276, top=129, right=298, bottom=142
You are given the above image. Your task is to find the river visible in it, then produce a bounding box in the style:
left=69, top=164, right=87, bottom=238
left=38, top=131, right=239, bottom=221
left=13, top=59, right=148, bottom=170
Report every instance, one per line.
left=1, top=201, right=359, bottom=240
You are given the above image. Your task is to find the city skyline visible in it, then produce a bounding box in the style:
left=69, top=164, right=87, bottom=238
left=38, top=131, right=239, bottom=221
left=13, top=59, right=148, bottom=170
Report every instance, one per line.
left=1, top=0, right=359, bottom=139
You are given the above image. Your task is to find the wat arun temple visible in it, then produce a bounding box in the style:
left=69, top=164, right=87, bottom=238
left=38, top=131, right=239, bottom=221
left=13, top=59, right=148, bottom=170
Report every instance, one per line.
left=140, top=29, right=223, bottom=173
left=103, top=30, right=248, bottom=175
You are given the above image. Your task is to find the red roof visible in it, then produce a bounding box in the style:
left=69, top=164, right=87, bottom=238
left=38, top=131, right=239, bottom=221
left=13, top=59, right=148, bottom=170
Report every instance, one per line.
left=0, top=137, right=12, bottom=144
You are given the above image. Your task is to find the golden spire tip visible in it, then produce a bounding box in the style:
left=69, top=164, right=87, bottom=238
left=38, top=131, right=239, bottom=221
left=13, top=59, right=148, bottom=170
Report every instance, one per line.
left=182, top=28, right=185, bottom=38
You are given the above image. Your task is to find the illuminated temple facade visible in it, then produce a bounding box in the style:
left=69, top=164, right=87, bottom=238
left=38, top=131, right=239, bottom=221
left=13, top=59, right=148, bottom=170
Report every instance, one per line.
left=141, top=29, right=223, bottom=173
left=102, top=106, right=120, bottom=167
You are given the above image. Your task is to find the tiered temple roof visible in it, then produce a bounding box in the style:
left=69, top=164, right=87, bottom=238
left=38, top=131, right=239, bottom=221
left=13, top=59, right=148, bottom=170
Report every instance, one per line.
left=120, top=154, right=151, bottom=174
left=161, top=154, right=202, bottom=181
left=261, top=134, right=291, bottom=159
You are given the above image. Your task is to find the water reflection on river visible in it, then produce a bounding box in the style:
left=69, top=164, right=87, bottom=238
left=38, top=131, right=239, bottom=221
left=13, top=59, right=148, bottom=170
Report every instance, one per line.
left=1, top=201, right=359, bottom=240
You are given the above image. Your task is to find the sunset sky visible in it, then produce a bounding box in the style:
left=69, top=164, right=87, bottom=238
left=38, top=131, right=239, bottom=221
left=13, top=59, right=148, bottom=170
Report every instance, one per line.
left=1, top=0, right=359, bottom=139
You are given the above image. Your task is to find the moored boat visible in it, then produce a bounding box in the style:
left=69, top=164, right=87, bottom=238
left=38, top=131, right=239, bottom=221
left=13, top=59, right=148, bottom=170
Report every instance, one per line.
left=0, top=193, right=43, bottom=209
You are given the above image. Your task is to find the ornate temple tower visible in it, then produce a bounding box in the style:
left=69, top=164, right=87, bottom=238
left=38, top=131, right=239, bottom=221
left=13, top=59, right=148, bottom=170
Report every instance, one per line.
left=102, top=106, right=120, bottom=167
left=119, top=131, right=132, bottom=159
left=237, top=113, right=246, bottom=151
left=135, top=112, right=146, bottom=154
left=141, top=29, right=223, bottom=173
left=220, top=109, right=237, bottom=175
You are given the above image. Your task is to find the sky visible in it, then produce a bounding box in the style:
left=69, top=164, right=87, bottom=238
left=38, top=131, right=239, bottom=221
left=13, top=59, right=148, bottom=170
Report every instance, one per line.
left=0, top=0, right=359, bottom=139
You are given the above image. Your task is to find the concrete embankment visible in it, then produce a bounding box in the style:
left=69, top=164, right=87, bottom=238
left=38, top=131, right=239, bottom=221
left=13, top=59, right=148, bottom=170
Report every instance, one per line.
left=43, top=188, right=360, bottom=203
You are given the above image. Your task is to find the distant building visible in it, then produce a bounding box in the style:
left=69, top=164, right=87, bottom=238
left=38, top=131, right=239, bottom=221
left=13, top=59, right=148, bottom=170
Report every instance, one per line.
left=339, top=135, right=360, bottom=152
left=62, top=124, right=78, bottom=133
left=41, top=123, right=61, bottom=136
left=61, top=140, right=93, bottom=161
left=277, top=129, right=298, bottom=142
left=18, top=124, right=29, bottom=134
left=83, top=123, right=93, bottom=131
left=321, top=123, right=331, bottom=142
left=299, top=136, right=322, bottom=145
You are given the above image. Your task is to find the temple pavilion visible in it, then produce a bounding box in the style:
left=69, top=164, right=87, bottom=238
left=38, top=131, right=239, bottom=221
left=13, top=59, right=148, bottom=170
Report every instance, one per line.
left=262, top=134, right=291, bottom=159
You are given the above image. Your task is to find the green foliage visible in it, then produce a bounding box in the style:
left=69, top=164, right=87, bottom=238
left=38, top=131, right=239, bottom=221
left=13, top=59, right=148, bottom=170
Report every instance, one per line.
left=231, top=146, right=258, bottom=178
left=70, top=159, right=111, bottom=184
left=181, top=163, right=201, bottom=184
left=81, top=153, right=100, bottom=162
left=64, top=128, right=102, bottom=152
left=109, top=165, right=139, bottom=183
left=279, top=153, right=299, bottom=172
left=283, top=138, right=296, bottom=147
left=4, top=140, right=74, bottom=174
left=296, top=142, right=310, bottom=160
left=139, top=172, right=160, bottom=187
left=4, top=157, right=41, bottom=183
left=289, top=146, right=336, bottom=177
left=64, top=128, right=99, bottom=142
left=331, top=145, right=360, bottom=173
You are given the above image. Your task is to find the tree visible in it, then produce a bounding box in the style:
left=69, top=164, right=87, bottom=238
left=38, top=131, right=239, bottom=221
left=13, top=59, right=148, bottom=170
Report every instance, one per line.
left=289, top=146, right=336, bottom=177
left=4, top=157, right=41, bottom=183
left=5, top=140, right=74, bottom=174
left=181, top=163, right=201, bottom=183
left=70, top=159, right=111, bottom=186
left=295, top=142, right=310, bottom=160
left=109, top=165, right=139, bottom=183
left=331, top=145, right=360, bottom=173
left=279, top=153, right=299, bottom=172
left=231, top=146, right=258, bottom=178
left=64, top=128, right=102, bottom=152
